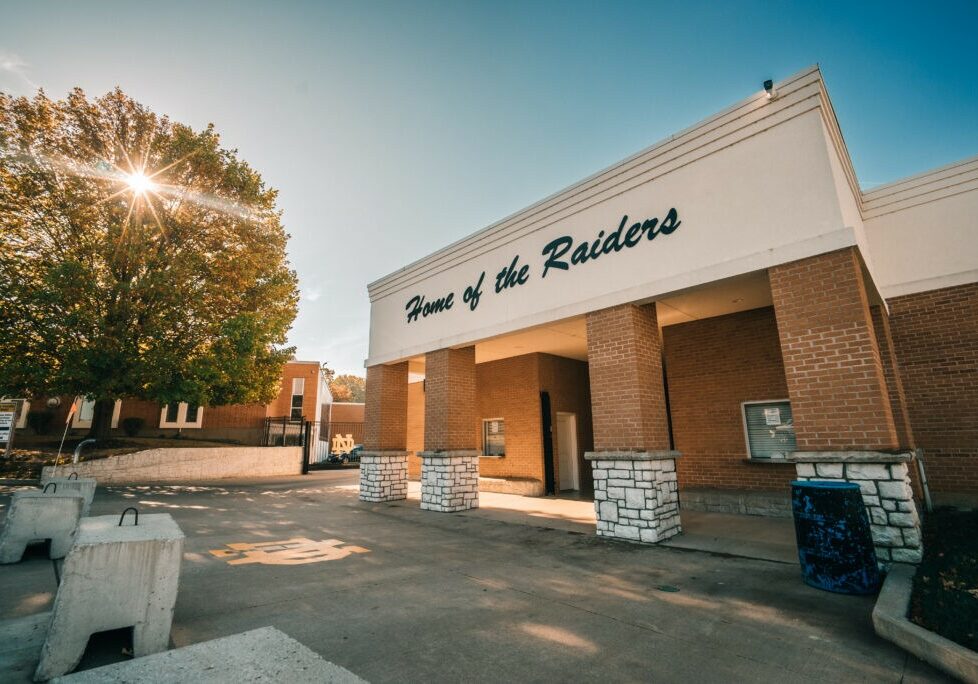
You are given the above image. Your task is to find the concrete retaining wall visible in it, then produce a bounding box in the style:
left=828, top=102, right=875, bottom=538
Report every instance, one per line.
left=41, top=447, right=303, bottom=484
left=478, top=477, right=544, bottom=496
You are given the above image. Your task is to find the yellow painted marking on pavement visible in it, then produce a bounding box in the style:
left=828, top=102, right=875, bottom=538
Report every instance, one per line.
left=209, top=538, right=370, bottom=566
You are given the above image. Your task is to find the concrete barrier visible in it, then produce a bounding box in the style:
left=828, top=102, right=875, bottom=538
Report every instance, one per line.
left=41, top=446, right=303, bottom=484
left=39, top=478, right=97, bottom=517
left=34, top=513, right=185, bottom=681
left=0, top=490, right=84, bottom=563
left=51, top=626, right=366, bottom=682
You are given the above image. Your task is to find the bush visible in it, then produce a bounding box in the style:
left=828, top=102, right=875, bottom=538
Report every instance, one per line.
left=26, top=411, right=55, bottom=435
left=121, top=416, right=144, bottom=437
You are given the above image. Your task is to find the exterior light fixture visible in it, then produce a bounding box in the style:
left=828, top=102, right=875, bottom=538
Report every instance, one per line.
left=763, top=79, right=778, bottom=100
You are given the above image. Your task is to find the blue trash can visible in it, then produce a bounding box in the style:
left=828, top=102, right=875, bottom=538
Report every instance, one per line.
left=790, top=480, right=881, bottom=594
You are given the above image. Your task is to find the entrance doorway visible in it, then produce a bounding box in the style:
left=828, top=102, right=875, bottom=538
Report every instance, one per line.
left=556, top=412, right=579, bottom=491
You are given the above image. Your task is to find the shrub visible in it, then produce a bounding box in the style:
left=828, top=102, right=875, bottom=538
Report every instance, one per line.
left=121, top=416, right=144, bottom=437
left=26, top=411, right=54, bottom=435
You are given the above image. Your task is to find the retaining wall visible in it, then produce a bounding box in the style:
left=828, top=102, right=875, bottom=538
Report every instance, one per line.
left=41, top=447, right=303, bottom=484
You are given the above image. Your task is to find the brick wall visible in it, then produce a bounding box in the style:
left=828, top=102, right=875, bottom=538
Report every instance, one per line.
left=539, top=354, right=594, bottom=492
left=118, top=398, right=161, bottom=427
left=329, top=403, right=365, bottom=422
left=403, top=353, right=592, bottom=489
left=424, top=347, right=476, bottom=451
left=266, top=361, right=321, bottom=420
left=203, top=403, right=267, bottom=428
left=769, top=247, right=898, bottom=450
left=663, top=307, right=797, bottom=490
left=118, top=399, right=265, bottom=442
left=406, top=381, right=425, bottom=478
left=870, top=305, right=915, bottom=449
left=476, top=354, right=545, bottom=482
left=586, top=303, right=670, bottom=451
left=888, top=282, right=978, bottom=494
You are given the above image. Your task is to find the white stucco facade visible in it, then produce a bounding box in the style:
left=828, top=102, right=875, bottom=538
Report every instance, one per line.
left=366, top=66, right=978, bottom=367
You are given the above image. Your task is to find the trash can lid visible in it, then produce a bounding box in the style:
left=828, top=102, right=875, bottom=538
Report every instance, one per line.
left=790, top=480, right=860, bottom=490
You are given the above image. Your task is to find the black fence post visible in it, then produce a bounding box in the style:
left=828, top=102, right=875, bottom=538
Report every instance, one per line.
left=301, top=421, right=312, bottom=475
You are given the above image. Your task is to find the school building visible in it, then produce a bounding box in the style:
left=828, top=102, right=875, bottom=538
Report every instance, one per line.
left=360, top=67, right=977, bottom=561
left=16, top=360, right=331, bottom=445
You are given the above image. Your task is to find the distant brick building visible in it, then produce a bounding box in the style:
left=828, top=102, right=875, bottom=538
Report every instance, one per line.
left=359, top=67, right=978, bottom=548
left=18, top=360, right=333, bottom=445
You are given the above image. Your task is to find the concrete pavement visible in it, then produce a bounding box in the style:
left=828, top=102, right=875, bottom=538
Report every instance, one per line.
left=0, top=472, right=948, bottom=682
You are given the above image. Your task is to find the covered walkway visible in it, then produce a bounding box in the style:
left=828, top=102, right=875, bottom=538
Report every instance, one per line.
left=365, top=481, right=799, bottom=564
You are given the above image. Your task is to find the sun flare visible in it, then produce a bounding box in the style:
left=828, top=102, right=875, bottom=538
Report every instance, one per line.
left=125, top=171, right=155, bottom=194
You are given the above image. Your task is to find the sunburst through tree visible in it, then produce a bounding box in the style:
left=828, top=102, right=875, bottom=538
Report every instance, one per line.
left=0, top=87, right=299, bottom=439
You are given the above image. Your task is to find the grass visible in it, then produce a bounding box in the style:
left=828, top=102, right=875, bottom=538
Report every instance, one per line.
left=909, top=508, right=978, bottom=652
left=0, top=435, right=242, bottom=480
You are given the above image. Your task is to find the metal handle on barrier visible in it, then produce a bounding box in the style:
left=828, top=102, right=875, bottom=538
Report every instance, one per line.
left=43, top=482, right=57, bottom=493
left=68, top=472, right=79, bottom=480
left=118, top=507, right=139, bottom=526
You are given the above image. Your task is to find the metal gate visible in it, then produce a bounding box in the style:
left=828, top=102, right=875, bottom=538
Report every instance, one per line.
left=263, top=418, right=363, bottom=467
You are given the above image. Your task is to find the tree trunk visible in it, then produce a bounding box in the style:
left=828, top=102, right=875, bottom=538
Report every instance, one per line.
left=87, top=398, right=115, bottom=440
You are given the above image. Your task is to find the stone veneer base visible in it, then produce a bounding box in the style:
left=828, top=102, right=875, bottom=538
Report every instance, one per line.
left=788, top=451, right=922, bottom=565
left=359, top=451, right=409, bottom=503
left=585, top=451, right=682, bottom=543
left=419, top=451, right=479, bottom=512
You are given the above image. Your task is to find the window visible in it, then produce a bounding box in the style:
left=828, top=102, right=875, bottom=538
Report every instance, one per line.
left=742, top=400, right=796, bottom=460
left=482, top=418, right=505, bottom=457
left=71, top=397, right=121, bottom=429
left=79, top=397, right=96, bottom=423
left=160, top=402, right=204, bottom=428
left=15, top=400, right=29, bottom=429
left=290, top=377, right=305, bottom=421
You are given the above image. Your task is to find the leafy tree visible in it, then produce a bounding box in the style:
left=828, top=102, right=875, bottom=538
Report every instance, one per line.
left=0, top=88, right=299, bottom=439
left=330, top=374, right=365, bottom=403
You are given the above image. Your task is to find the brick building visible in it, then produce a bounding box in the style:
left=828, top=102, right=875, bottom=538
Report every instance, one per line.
left=18, top=360, right=331, bottom=445
left=360, top=67, right=977, bottom=551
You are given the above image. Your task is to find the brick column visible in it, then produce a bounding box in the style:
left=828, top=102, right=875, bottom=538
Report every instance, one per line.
left=360, top=362, right=409, bottom=503
left=419, top=346, right=479, bottom=512
left=772, top=249, right=921, bottom=565
left=769, top=248, right=899, bottom=451
left=584, top=303, right=681, bottom=543
left=870, top=305, right=915, bottom=449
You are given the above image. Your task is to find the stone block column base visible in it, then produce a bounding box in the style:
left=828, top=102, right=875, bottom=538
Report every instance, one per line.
left=586, top=451, right=682, bottom=543
left=419, top=451, right=479, bottom=512
left=787, top=451, right=922, bottom=566
left=359, top=451, right=409, bottom=502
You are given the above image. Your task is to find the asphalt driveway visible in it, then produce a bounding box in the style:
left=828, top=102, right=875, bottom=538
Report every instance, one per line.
left=0, top=472, right=948, bottom=682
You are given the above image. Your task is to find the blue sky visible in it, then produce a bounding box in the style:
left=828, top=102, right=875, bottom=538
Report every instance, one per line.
left=2, top=1, right=976, bottom=374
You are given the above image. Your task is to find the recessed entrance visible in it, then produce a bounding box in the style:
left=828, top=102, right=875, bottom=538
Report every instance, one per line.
left=556, top=412, right=579, bottom=491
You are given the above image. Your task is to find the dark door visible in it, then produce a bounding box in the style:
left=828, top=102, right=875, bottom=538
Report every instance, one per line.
left=541, top=392, right=556, bottom=495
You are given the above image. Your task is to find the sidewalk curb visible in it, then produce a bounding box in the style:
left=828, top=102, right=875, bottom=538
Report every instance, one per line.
left=873, top=563, right=978, bottom=683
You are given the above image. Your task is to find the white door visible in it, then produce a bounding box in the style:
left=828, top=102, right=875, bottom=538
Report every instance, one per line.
left=556, top=412, right=579, bottom=491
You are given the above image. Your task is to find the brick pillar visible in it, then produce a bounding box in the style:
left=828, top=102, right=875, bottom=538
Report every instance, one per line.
left=584, top=303, right=680, bottom=543
left=870, top=305, right=915, bottom=449
left=419, top=347, right=479, bottom=512
left=586, top=303, right=670, bottom=451
left=769, top=248, right=899, bottom=450
left=360, top=362, right=409, bottom=502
